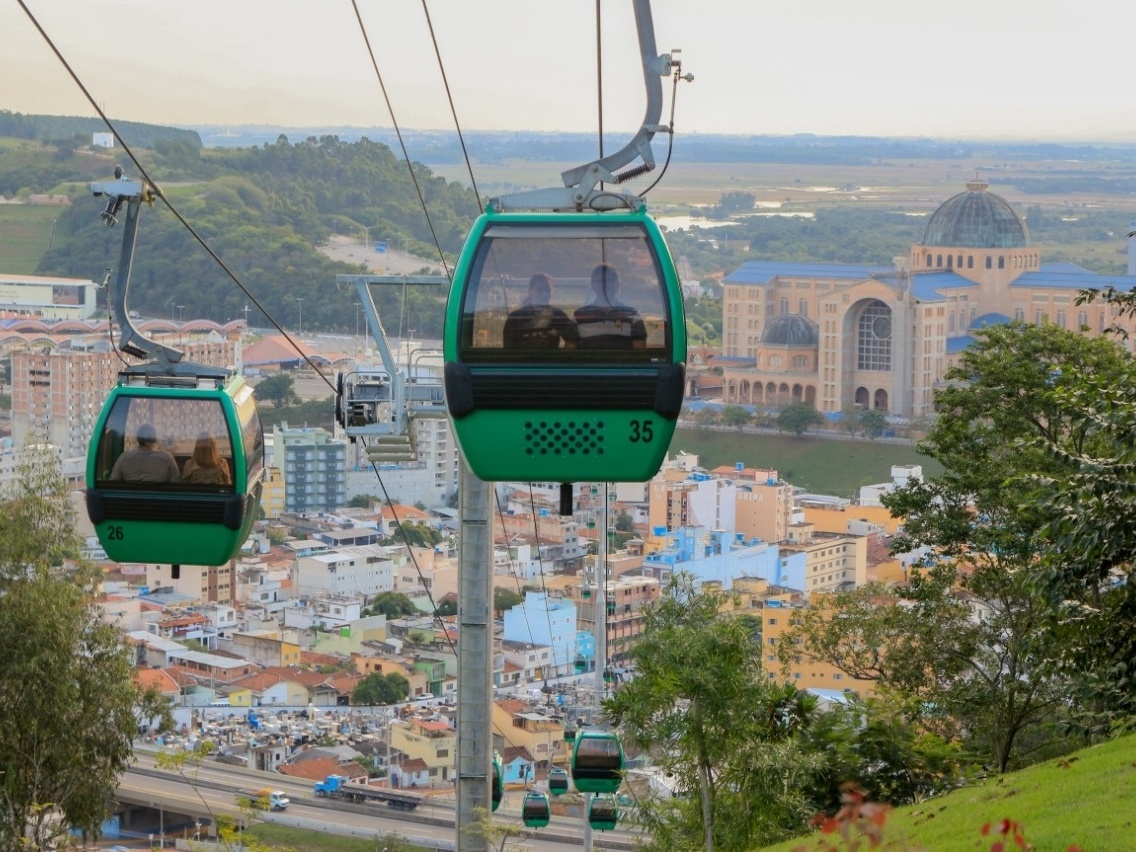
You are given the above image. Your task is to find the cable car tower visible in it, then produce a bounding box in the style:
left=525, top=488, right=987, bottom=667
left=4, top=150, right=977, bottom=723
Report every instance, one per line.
left=333, top=272, right=447, bottom=462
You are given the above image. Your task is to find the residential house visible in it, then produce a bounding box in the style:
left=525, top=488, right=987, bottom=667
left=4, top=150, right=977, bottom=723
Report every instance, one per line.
left=389, top=717, right=456, bottom=786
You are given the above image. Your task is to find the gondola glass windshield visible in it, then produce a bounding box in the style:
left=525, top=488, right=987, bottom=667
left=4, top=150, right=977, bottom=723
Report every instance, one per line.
left=87, top=379, right=264, bottom=567
left=459, top=223, right=673, bottom=364
left=93, top=395, right=260, bottom=492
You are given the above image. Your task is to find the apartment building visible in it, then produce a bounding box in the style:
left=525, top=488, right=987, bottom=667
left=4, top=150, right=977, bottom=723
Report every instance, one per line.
left=275, top=425, right=347, bottom=513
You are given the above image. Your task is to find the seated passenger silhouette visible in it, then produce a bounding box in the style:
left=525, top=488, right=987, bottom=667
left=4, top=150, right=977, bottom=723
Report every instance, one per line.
left=182, top=434, right=233, bottom=486
left=502, top=273, right=580, bottom=350
left=574, top=263, right=646, bottom=350
left=109, top=424, right=180, bottom=483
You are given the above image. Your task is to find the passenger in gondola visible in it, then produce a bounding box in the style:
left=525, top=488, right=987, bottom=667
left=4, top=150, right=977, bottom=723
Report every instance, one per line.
left=109, top=423, right=181, bottom=483
left=503, top=272, right=580, bottom=350
left=182, top=433, right=233, bottom=486
left=574, top=263, right=646, bottom=350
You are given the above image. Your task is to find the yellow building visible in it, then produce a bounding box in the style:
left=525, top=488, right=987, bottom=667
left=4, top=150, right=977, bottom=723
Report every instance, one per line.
left=721, top=180, right=1136, bottom=418
left=492, top=698, right=568, bottom=770
left=729, top=577, right=878, bottom=697
left=390, top=717, right=456, bottom=785
left=777, top=521, right=868, bottom=594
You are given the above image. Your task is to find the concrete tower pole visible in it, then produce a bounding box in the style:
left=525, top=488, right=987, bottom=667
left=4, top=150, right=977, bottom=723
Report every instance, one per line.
left=582, top=482, right=610, bottom=852
left=456, top=461, right=493, bottom=851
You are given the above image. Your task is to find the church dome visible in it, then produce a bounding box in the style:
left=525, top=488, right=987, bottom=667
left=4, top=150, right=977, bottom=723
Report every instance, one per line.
left=920, top=180, right=1029, bottom=249
left=761, top=313, right=819, bottom=346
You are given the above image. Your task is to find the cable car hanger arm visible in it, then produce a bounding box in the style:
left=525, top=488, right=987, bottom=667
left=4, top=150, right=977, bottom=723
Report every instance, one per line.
left=92, top=170, right=226, bottom=379
left=488, top=0, right=691, bottom=214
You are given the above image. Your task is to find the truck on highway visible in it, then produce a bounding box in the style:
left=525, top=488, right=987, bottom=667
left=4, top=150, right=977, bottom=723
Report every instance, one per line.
left=313, top=774, right=423, bottom=811
left=236, top=787, right=290, bottom=811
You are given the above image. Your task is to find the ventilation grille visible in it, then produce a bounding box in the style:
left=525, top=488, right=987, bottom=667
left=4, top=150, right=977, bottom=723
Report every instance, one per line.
left=524, top=419, right=608, bottom=458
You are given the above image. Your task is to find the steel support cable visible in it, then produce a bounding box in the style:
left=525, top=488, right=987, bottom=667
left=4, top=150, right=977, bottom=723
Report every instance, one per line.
left=493, top=489, right=541, bottom=652
left=349, top=0, right=452, bottom=278
left=362, top=437, right=458, bottom=657
left=526, top=485, right=561, bottom=674
left=420, top=0, right=483, bottom=214
left=17, top=0, right=338, bottom=393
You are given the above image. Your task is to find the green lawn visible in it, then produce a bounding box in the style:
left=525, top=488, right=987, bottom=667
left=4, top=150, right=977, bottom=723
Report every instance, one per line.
left=762, top=733, right=1136, bottom=851
left=669, top=427, right=941, bottom=498
left=248, top=822, right=431, bottom=851
left=0, top=205, right=60, bottom=273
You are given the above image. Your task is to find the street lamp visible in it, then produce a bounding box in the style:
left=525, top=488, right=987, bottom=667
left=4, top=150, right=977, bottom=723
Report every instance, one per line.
left=176, top=304, right=185, bottom=322
left=296, top=297, right=304, bottom=336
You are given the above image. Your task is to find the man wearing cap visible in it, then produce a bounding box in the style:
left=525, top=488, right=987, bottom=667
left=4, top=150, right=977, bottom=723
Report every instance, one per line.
left=110, top=424, right=181, bottom=483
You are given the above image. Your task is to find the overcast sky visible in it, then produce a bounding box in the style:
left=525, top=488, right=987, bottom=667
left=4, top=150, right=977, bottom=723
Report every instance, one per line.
left=5, top=0, right=1136, bottom=142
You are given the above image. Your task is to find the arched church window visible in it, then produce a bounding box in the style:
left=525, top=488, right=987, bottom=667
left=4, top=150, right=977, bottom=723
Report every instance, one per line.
left=780, top=298, right=788, bottom=315
left=937, top=254, right=943, bottom=268
left=967, top=256, right=974, bottom=269
left=998, top=256, right=1005, bottom=269
left=926, top=255, right=933, bottom=268
left=947, top=255, right=953, bottom=269
left=986, top=256, right=992, bottom=269
left=1056, top=311, right=1066, bottom=329
left=857, top=301, right=892, bottom=372
left=799, top=299, right=808, bottom=317
left=1077, top=312, right=1087, bottom=329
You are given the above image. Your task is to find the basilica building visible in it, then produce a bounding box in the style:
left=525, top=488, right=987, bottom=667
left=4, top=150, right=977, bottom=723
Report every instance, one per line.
left=719, top=180, right=1136, bottom=418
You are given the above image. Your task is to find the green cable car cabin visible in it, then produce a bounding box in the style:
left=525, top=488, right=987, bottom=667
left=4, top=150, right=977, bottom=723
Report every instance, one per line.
left=86, top=373, right=264, bottom=567
left=444, top=209, right=686, bottom=484
left=570, top=729, right=625, bottom=795
left=521, top=791, right=551, bottom=827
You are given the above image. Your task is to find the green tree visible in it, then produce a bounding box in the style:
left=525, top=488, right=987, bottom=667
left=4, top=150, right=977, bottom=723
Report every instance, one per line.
left=859, top=409, right=887, bottom=438
left=721, top=404, right=752, bottom=430
left=878, top=322, right=1132, bottom=767
left=435, top=598, right=458, bottom=617
left=777, top=402, right=823, bottom=436
left=605, top=573, right=823, bottom=851
left=493, top=587, right=524, bottom=614
left=256, top=373, right=300, bottom=408
left=839, top=404, right=862, bottom=437
left=352, top=672, right=410, bottom=705
left=800, top=692, right=968, bottom=811
left=349, top=493, right=380, bottom=508
left=0, top=445, right=139, bottom=848
left=364, top=591, right=418, bottom=619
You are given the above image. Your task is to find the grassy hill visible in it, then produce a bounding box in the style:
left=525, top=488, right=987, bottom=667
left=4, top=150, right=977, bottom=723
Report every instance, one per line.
left=669, top=426, right=942, bottom=498
left=0, top=205, right=61, bottom=274
left=762, top=732, right=1136, bottom=851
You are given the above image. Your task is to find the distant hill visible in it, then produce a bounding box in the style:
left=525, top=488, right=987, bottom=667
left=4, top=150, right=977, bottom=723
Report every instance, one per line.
left=0, top=110, right=201, bottom=150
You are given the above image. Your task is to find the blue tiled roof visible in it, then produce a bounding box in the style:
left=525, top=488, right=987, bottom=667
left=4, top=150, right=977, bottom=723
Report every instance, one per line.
left=909, top=272, right=977, bottom=301
left=723, top=260, right=890, bottom=285
left=969, top=312, right=1012, bottom=329
left=1013, top=265, right=1136, bottom=291
left=946, top=335, right=976, bottom=353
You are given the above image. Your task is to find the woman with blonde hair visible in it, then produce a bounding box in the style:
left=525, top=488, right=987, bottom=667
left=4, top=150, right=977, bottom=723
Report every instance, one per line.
left=182, top=433, right=232, bottom=486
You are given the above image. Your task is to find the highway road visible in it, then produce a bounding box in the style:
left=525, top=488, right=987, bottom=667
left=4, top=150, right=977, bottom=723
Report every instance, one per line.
left=121, top=752, right=638, bottom=851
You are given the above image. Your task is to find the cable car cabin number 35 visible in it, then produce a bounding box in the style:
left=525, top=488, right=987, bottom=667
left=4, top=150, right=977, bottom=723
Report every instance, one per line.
left=444, top=210, right=687, bottom=484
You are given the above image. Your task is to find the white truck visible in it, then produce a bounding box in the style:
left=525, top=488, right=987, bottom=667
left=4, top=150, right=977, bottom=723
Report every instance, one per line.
left=236, top=787, right=290, bottom=811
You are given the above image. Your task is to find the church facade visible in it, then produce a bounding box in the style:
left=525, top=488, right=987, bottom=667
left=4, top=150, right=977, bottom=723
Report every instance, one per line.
left=719, top=180, right=1136, bottom=418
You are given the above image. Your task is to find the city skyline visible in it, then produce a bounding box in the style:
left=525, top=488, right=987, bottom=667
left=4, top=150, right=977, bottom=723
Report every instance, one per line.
left=5, top=0, right=1136, bottom=143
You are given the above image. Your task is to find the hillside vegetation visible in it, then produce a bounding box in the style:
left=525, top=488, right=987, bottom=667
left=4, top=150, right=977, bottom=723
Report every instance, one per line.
left=762, top=732, right=1136, bottom=851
